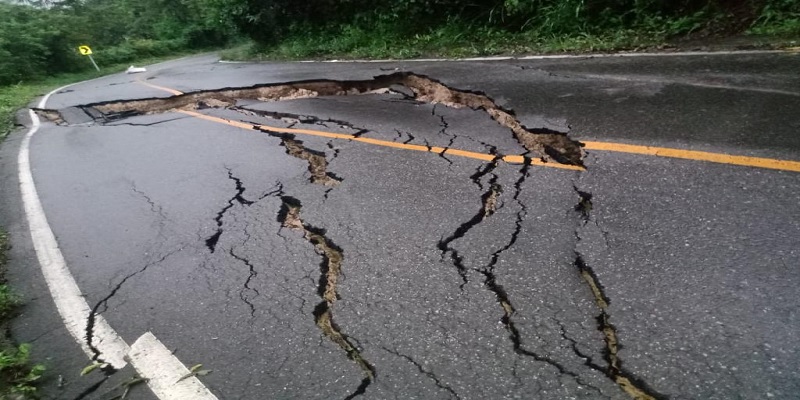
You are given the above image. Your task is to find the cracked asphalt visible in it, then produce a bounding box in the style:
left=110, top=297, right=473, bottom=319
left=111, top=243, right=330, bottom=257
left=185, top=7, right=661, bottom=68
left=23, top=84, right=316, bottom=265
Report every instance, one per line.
left=0, top=52, right=799, bottom=400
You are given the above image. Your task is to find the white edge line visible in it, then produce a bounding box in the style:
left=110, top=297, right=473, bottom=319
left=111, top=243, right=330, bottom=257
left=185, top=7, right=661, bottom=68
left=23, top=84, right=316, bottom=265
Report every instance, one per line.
left=21, top=84, right=130, bottom=368
left=19, top=82, right=218, bottom=399
left=129, top=332, right=216, bottom=400
left=220, top=49, right=790, bottom=64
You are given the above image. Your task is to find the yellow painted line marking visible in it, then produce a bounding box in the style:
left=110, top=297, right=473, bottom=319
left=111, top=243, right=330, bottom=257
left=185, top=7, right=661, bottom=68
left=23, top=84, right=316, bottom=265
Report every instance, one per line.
left=178, top=110, right=583, bottom=171
left=137, top=80, right=184, bottom=96
left=582, top=141, right=800, bottom=173
left=502, top=155, right=527, bottom=164
left=137, top=81, right=800, bottom=173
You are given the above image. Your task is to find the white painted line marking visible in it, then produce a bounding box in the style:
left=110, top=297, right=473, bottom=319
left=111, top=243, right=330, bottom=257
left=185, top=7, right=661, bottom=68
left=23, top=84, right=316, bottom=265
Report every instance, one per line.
left=461, top=56, right=514, bottom=61
left=129, top=332, right=216, bottom=400
left=19, top=82, right=218, bottom=399
left=233, top=49, right=789, bottom=64
left=19, top=84, right=130, bottom=368
left=559, top=73, right=800, bottom=97
left=517, top=49, right=787, bottom=59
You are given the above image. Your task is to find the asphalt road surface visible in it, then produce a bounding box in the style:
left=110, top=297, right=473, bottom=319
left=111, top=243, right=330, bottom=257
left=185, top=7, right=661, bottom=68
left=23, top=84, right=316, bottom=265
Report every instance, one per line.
left=1, top=51, right=798, bottom=400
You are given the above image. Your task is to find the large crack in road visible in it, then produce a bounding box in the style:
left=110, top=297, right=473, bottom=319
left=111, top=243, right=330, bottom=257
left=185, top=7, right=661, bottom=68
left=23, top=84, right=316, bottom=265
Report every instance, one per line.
left=439, top=157, right=609, bottom=396
left=231, top=105, right=369, bottom=135
left=206, top=168, right=254, bottom=253
left=573, top=188, right=666, bottom=400
left=437, top=171, right=501, bottom=288
left=256, top=129, right=343, bottom=187
left=278, top=197, right=376, bottom=399
left=36, top=72, right=583, bottom=165
left=36, top=71, right=672, bottom=399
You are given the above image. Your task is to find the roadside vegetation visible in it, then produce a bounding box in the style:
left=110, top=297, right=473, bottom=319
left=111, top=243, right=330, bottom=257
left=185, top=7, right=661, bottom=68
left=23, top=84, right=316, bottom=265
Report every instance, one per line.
left=0, top=0, right=235, bottom=87
left=0, top=3, right=236, bottom=396
left=219, top=0, right=799, bottom=60
left=0, top=231, right=44, bottom=399
left=0, top=52, right=207, bottom=400
left=0, top=53, right=208, bottom=143
left=1, top=0, right=240, bottom=139
left=1, top=1, right=798, bottom=83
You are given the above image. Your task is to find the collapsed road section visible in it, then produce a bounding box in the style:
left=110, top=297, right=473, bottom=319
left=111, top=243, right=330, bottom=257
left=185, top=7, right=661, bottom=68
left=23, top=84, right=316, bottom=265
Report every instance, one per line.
left=34, top=72, right=583, bottom=166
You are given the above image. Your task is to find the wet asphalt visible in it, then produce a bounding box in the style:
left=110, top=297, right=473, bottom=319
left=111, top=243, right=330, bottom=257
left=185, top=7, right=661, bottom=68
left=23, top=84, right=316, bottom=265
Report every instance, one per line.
left=0, top=52, right=798, bottom=399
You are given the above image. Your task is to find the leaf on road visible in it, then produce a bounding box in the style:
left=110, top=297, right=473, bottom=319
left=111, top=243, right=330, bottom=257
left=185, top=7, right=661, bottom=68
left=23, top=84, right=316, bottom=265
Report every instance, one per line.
left=80, top=362, right=108, bottom=376
left=176, top=364, right=212, bottom=383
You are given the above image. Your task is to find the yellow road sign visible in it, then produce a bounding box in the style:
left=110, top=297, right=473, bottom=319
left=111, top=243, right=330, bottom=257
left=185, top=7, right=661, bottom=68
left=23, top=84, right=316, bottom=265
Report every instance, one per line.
left=78, top=45, right=92, bottom=56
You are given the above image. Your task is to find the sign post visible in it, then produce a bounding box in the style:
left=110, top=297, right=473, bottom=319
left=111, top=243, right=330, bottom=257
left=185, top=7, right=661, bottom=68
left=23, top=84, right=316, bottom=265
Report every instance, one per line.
left=78, top=45, right=100, bottom=71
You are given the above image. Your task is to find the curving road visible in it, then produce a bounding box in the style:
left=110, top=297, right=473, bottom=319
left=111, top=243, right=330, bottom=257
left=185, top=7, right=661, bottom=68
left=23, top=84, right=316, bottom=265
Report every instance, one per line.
left=1, top=52, right=799, bottom=400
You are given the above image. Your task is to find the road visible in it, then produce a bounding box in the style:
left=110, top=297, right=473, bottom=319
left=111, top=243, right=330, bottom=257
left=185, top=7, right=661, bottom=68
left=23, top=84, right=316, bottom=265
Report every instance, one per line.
left=0, top=52, right=798, bottom=400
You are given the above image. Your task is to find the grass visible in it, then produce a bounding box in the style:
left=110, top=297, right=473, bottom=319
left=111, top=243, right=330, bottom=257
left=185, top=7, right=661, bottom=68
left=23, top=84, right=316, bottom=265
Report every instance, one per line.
left=222, top=24, right=669, bottom=61
left=220, top=26, right=671, bottom=61
left=221, top=10, right=799, bottom=62
left=748, top=12, right=800, bottom=35
left=0, top=231, right=43, bottom=399
left=0, top=52, right=203, bottom=142
left=0, top=51, right=204, bottom=399
left=0, top=343, right=45, bottom=398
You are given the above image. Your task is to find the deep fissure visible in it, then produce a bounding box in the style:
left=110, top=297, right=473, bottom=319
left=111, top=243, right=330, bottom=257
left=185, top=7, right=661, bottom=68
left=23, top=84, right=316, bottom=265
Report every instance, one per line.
left=470, top=162, right=603, bottom=393
left=572, top=187, right=666, bottom=400
left=477, top=162, right=528, bottom=345
left=277, top=196, right=375, bottom=396
left=437, top=173, right=501, bottom=288
left=38, top=72, right=583, bottom=165
left=431, top=104, right=456, bottom=165
left=254, top=127, right=343, bottom=187
left=205, top=168, right=254, bottom=253
left=37, top=70, right=652, bottom=397
left=231, top=105, right=368, bottom=135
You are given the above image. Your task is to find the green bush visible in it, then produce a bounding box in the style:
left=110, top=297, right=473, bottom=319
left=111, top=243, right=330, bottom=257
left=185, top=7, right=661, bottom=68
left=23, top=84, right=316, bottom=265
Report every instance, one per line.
left=749, top=0, right=800, bottom=35
left=89, top=39, right=186, bottom=67
left=0, top=5, right=83, bottom=84
left=0, top=286, right=18, bottom=321
left=94, top=45, right=136, bottom=66
left=0, top=1, right=235, bottom=86
left=0, top=344, right=45, bottom=396
left=129, top=39, right=183, bottom=57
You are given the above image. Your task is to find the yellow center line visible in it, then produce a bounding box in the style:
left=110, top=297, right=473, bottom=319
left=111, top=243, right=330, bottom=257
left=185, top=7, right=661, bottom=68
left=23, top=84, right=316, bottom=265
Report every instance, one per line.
left=136, top=80, right=568, bottom=169
left=135, top=80, right=800, bottom=173
left=178, top=110, right=583, bottom=171
left=582, top=141, right=800, bottom=173
left=137, top=79, right=184, bottom=96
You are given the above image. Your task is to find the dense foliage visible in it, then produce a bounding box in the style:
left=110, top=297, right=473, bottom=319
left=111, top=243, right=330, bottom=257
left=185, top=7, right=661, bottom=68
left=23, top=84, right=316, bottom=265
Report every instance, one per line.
left=1, top=0, right=798, bottom=85
left=211, top=0, right=799, bottom=43
left=0, top=0, right=234, bottom=85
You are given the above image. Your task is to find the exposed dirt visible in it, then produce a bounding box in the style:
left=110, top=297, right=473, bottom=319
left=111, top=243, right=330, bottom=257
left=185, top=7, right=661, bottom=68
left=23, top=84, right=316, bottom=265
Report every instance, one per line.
left=279, top=198, right=375, bottom=397
left=277, top=134, right=342, bottom=186
left=574, top=190, right=664, bottom=400
left=37, top=72, right=584, bottom=165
